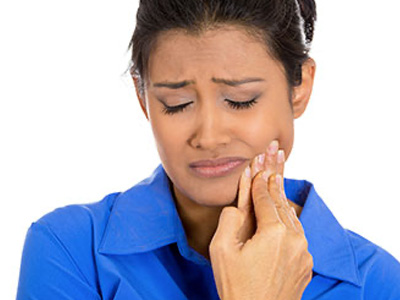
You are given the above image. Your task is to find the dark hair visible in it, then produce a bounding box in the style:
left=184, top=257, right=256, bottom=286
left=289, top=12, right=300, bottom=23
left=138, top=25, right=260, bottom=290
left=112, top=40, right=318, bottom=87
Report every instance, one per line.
left=127, top=0, right=317, bottom=102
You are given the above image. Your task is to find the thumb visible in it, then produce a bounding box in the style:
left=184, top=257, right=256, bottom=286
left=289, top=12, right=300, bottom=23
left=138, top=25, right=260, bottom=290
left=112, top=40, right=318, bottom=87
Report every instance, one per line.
left=210, top=206, right=244, bottom=253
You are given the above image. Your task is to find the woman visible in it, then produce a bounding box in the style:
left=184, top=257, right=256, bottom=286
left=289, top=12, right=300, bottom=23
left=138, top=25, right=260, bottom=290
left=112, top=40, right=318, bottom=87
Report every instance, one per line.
left=17, top=0, right=400, bottom=299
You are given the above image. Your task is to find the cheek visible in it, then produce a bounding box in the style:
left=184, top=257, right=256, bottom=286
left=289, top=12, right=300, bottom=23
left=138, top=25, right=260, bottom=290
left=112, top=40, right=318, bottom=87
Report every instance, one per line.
left=149, top=113, right=186, bottom=166
left=239, top=106, right=293, bottom=154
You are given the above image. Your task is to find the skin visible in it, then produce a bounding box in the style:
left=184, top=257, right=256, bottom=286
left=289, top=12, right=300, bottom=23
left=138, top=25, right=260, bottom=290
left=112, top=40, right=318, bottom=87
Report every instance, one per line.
left=209, top=143, right=314, bottom=299
left=132, top=25, right=316, bottom=260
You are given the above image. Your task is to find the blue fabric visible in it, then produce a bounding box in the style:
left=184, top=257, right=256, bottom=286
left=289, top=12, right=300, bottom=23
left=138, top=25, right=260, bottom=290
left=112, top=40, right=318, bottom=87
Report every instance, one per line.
left=17, top=164, right=400, bottom=299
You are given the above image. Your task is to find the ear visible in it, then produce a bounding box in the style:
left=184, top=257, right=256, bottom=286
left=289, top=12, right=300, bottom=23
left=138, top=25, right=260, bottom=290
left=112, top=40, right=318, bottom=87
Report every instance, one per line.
left=291, top=58, right=316, bottom=119
left=132, top=75, right=149, bottom=120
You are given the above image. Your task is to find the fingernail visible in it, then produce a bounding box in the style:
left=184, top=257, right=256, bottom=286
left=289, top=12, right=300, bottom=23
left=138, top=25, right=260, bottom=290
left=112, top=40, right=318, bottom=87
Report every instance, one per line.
left=257, top=153, right=265, bottom=165
left=262, top=170, right=269, bottom=181
left=245, top=166, right=251, bottom=178
left=268, top=140, right=279, bottom=155
left=277, top=150, right=285, bottom=163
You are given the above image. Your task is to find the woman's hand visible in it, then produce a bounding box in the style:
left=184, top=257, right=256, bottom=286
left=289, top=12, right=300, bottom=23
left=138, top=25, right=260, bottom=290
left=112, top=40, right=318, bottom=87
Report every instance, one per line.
left=209, top=140, right=313, bottom=300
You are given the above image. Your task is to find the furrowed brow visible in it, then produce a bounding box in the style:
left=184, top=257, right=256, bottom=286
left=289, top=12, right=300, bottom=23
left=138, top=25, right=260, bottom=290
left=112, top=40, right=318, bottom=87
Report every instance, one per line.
left=212, top=77, right=265, bottom=86
left=152, top=80, right=195, bottom=89
left=152, top=77, right=264, bottom=89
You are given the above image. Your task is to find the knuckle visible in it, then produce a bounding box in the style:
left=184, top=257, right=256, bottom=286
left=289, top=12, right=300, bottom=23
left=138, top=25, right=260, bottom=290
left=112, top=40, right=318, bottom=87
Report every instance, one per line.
left=270, top=221, right=286, bottom=234
left=299, top=252, right=313, bottom=274
left=270, top=178, right=279, bottom=192
left=252, top=188, right=270, bottom=204
left=252, top=182, right=270, bottom=199
left=221, top=206, right=236, bottom=216
left=300, top=257, right=314, bottom=283
left=253, top=172, right=267, bottom=186
left=303, top=270, right=313, bottom=285
left=209, top=242, right=218, bottom=254
left=219, top=206, right=239, bottom=223
left=306, top=253, right=314, bottom=269
left=296, top=235, right=309, bottom=250
left=209, top=238, right=227, bottom=254
left=252, top=181, right=265, bottom=196
left=289, top=235, right=309, bottom=254
left=209, top=240, right=217, bottom=253
left=227, top=205, right=238, bottom=213
left=290, top=233, right=303, bottom=243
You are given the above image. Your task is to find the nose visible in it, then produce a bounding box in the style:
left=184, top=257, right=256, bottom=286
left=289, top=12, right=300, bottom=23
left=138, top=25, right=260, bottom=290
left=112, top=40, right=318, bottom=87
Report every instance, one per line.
left=189, top=102, right=231, bottom=150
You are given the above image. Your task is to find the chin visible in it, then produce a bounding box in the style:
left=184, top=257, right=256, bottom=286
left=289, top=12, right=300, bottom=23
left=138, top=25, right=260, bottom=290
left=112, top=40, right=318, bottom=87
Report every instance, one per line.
left=168, top=165, right=242, bottom=208
left=187, top=185, right=239, bottom=207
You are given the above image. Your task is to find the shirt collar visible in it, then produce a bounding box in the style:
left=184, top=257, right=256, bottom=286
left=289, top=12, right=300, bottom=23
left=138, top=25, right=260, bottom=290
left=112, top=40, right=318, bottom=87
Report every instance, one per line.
left=99, top=164, right=361, bottom=287
left=99, top=164, right=185, bottom=254
left=285, top=179, right=362, bottom=287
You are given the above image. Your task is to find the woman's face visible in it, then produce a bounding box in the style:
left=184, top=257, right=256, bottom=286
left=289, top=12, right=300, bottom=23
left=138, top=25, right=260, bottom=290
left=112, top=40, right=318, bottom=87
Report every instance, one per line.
left=135, top=26, right=313, bottom=207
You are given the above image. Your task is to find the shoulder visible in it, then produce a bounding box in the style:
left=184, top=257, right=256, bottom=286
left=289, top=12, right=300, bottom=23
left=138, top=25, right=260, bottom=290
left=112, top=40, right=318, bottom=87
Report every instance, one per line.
left=26, top=192, right=121, bottom=279
left=346, top=230, right=400, bottom=299
left=34, top=192, right=120, bottom=241
left=18, top=192, right=121, bottom=299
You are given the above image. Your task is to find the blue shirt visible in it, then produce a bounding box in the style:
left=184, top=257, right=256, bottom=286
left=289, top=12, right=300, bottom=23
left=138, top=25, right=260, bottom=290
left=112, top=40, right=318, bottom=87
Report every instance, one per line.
left=17, top=164, right=400, bottom=299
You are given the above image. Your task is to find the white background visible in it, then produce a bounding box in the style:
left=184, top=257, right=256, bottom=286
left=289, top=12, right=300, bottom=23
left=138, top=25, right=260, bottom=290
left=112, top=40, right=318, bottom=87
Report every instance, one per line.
left=1, top=1, right=399, bottom=298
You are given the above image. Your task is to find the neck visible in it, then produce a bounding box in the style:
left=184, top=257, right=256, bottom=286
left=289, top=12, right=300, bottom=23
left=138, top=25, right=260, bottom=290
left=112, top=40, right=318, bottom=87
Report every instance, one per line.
left=171, top=184, right=223, bottom=260
left=170, top=182, right=303, bottom=261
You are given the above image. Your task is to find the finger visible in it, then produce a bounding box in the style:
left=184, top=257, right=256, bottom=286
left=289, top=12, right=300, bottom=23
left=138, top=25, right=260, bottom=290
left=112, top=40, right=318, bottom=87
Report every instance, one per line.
left=237, top=156, right=261, bottom=243
left=263, top=140, right=279, bottom=179
left=237, top=166, right=252, bottom=213
left=237, top=165, right=257, bottom=243
left=274, top=149, right=294, bottom=212
left=211, top=206, right=244, bottom=251
left=251, top=152, right=265, bottom=178
left=274, top=149, right=305, bottom=234
left=250, top=139, right=279, bottom=179
left=251, top=171, right=283, bottom=230
left=275, top=148, right=286, bottom=205
left=290, top=206, right=305, bottom=235
left=277, top=149, right=285, bottom=178
left=268, top=174, right=298, bottom=232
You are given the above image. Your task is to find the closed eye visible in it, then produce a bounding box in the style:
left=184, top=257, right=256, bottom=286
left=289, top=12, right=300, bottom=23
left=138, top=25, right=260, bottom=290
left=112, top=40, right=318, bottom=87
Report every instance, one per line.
left=162, top=102, right=193, bottom=115
left=225, top=97, right=258, bottom=110
left=161, top=96, right=259, bottom=115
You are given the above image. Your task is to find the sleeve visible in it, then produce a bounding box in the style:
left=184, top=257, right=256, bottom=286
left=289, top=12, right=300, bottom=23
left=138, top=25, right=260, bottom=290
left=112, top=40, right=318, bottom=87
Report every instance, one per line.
left=16, top=222, right=101, bottom=300
left=363, top=247, right=400, bottom=300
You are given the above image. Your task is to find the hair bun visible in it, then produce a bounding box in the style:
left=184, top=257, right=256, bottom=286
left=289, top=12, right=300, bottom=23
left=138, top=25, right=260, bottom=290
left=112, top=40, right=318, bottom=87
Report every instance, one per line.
left=297, top=0, right=317, bottom=44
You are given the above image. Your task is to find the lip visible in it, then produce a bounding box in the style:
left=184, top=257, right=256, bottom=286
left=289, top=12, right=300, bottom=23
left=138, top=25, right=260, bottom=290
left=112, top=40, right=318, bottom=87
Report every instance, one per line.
left=189, top=157, right=248, bottom=178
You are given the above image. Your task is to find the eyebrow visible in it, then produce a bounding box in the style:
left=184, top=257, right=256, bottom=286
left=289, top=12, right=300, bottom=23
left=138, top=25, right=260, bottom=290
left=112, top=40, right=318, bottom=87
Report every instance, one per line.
left=152, top=77, right=265, bottom=89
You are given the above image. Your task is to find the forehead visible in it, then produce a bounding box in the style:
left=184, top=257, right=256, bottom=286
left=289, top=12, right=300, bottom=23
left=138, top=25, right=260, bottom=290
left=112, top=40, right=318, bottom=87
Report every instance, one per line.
left=147, top=26, right=283, bottom=82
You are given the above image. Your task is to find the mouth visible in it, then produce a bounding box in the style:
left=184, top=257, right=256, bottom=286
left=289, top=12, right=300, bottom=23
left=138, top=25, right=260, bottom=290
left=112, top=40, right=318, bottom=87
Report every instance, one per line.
left=189, top=157, right=248, bottom=178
